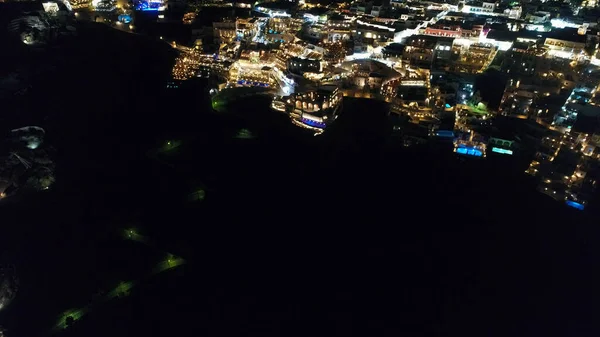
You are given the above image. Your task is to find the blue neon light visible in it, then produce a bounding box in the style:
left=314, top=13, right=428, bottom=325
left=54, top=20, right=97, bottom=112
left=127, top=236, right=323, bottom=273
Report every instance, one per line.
left=456, top=146, right=482, bottom=157
left=118, top=14, right=132, bottom=23
left=136, top=1, right=160, bottom=11
left=445, top=103, right=451, bottom=108
left=436, top=130, right=454, bottom=138
left=302, top=118, right=326, bottom=128
left=491, top=147, right=513, bottom=155
left=566, top=200, right=585, bottom=210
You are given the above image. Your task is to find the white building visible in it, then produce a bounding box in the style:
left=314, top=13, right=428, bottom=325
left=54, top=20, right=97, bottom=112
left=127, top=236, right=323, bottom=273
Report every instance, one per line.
left=504, top=6, right=522, bottom=20
left=463, top=1, right=495, bottom=14
left=527, top=12, right=551, bottom=24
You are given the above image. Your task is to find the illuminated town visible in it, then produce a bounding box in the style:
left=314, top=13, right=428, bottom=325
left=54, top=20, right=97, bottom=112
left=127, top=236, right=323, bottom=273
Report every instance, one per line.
left=131, top=0, right=600, bottom=210
left=13, top=0, right=600, bottom=211
left=2, top=0, right=600, bottom=211
left=2, top=0, right=600, bottom=335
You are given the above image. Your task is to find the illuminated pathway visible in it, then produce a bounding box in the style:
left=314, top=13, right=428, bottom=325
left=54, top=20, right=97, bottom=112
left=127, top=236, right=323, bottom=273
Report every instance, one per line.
left=52, top=228, right=186, bottom=333
left=394, top=10, right=449, bottom=42
left=345, top=10, right=448, bottom=63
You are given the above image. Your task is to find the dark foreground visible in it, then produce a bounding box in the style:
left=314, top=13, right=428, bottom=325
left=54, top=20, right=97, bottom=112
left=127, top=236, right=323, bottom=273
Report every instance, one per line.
left=1, top=23, right=599, bottom=337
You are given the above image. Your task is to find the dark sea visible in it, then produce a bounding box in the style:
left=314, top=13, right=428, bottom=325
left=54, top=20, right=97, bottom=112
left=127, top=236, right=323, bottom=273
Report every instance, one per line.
left=1, top=19, right=599, bottom=337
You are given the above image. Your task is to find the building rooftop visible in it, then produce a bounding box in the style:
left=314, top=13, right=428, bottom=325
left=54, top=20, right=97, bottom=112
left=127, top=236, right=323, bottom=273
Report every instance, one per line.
left=397, top=85, right=428, bottom=101
left=405, top=34, right=453, bottom=47
left=573, top=105, right=600, bottom=134
left=486, top=29, right=543, bottom=42
left=546, top=27, right=587, bottom=44
left=317, top=84, right=338, bottom=93
left=328, top=13, right=345, bottom=21
left=445, top=11, right=471, bottom=18
left=306, top=7, right=329, bottom=16
left=383, top=43, right=404, bottom=53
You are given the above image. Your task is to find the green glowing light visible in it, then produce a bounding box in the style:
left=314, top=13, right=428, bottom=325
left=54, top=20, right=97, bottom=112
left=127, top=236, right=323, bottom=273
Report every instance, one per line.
left=154, top=254, right=185, bottom=274
left=55, top=308, right=86, bottom=330
left=188, top=189, right=206, bottom=202
left=122, top=228, right=148, bottom=243
left=235, top=129, right=255, bottom=139
left=160, top=140, right=182, bottom=153
left=122, top=228, right=147, bottom=244
left=211, top=99, right=225, bottom=112
left=467, top=102, right=489, bottom=115
left=107, top=281, right=134, bottom=299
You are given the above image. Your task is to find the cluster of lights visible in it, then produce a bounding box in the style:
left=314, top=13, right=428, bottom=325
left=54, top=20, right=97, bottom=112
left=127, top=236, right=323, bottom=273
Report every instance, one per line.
left=236, top=74, right=274, bottom=87
left=182, top=12, right=196, bottom=25
left=526, top=131, right=599, bottom=208
left=190, top=0, right=239, bottom=8
left=199, top=61, right=228, bottom=73
left=323, top=41, right=346, bottom=62
left=172, top=49, right=201, bottom=80
left=69, top=0, right=90, bottom=9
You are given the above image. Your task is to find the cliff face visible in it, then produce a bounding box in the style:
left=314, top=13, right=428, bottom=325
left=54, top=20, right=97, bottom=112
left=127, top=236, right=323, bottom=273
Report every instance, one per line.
left=0, top=265, right=18, bottom=311
left=0, top=126, right=54, bottom=197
